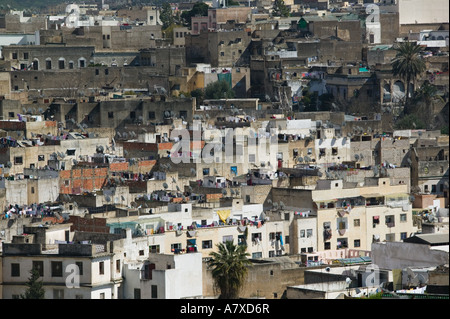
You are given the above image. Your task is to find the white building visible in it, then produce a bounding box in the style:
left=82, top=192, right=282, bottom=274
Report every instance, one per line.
left=1, top=241, right=120, bottom=299
left=122, top=252, right=203, bottom=299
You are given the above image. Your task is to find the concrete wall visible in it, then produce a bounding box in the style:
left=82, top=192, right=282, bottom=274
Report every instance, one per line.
left=371, top=241, right=449, bottom=269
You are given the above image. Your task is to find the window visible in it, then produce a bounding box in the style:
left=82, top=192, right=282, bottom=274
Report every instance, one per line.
left=75, top=261, right=83, bottom=275
left=203, top=168, right=210, bottom=176
left=332, top=147, right=338, bottom=156
left=337, top=217, right=348, bottom=230
left=148, top=111, right=155, bottom=119
left=252, top=233, right=262, bottom=244
left=319, top=148, right=326, bottom=157
left=69, top=61, right=74, bottom=69
left=385, top=215, right=395, bottom=227
left=249, top=154, right=256, bottom=162
left=99, top=292, right=105, bottom=299
left=8, top=112, right=14, bottom=118
left=38, top=155, right=45, bottom=161
left=179, top=110, right=188, bottom=119
left=105, top=69, right=109, bottom=75
left=51, top=261, right=63, bottom=277
left=252, top=252, right=262, bottom=259
left=324, top=242, right=331, bottom=250
left=337, top=238, right=348, bottom=248
left=354, top=239, right=361, bottom=248
left=12, top=52, right=18, bottom=59
left=300, top=229, right=305, bottom=238
left=79, top=59, right=85, bottom=68
left=151, top=285, right=158, bottom=298
left=58, top=59, right=65, bottom=69
left=14, top=156, right=23, bottom=165
left=134, top=288, right=141, bottom=299
left=143, top=263, right=155, bottom=280
left=32, top=261, right=43, bottom=276
left=202, top=240, right=213, bottom=249
left=400, top=214, right=407, bottom=222
left=149, top=245, right=160, bottom=253
left=130, top=111, right=136, bottom=119
left=99, top=261, right=104, bottom=275
left=222, top=235, right=233, bottom=243
left=108, top=112, right=114, bottom=118
left=220, top=52, right=224, bottom=56
left=23, top=52, right=29, bottom=59
left=385, top=233, right=395, bottom=242
left=46, top=59, right=52, bottom=69
left=31, top=187, right=35, bottom=194
left=11, top=263, right=20, bottom=277
left=139, top=250, right=145, bottom=256
left=66, top=149, right=76, bottom=156
left=306, top=229, right=313, bottom=238
left=354, top=219, right=360, bottom=227
left=171, top=243, right=182, bottom=252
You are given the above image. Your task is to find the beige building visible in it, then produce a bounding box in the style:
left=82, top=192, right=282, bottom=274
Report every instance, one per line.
left=272, top=177, right=418, bottom=253
left=312, top=177, right=417, bottom=252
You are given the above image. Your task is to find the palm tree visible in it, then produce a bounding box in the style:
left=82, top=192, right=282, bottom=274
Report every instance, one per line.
left=412, top=80, right=444, bottom=129
left=207, top=241, right=252, bottom=299
left=391, top=42, right=426, bottom=114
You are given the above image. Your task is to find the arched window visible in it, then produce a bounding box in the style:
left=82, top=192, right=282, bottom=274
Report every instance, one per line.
left=32, top=59, right=39, bottom=70
left=58, top=58, right=65, bottom=69
left=45, top=58, right=52, bottom=70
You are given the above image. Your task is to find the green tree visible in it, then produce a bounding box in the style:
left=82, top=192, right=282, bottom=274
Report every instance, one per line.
left=204, top=80, right=235, bottom=99
left=190, top=88, right=205, bottom=107
left=20, top=268, right=45, bottom=299
left=391, top=42, right=426, bottom=113
left=180, top=1, right=209, bottom=27
left=207, top=241, right=252, bottom=299
left=411, top=80, right=444, bottom=128
left=272, top=0, right=290, bottom=17
left=394, top=114, right=425, bottom=130
left=160, top=2, right=174, bottom=30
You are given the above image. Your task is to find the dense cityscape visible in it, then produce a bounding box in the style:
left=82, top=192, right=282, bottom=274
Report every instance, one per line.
left=0, top=0, right=448, bottom=303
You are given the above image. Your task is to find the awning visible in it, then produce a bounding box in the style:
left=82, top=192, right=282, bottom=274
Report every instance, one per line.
left=361, top=193, right=384, bottom=198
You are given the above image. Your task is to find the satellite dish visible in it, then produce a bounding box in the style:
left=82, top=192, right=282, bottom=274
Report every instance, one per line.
left=222, top=189, right=228, bottom=196
left=297, top=157, right=304, bottom=162
left=354, top=154, right=360, bottom=161
left=163, top=183, right=168, bottom=189
left=345, top=277, right=352, bottom=285
left=105, top=195, right=111, bottom=202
